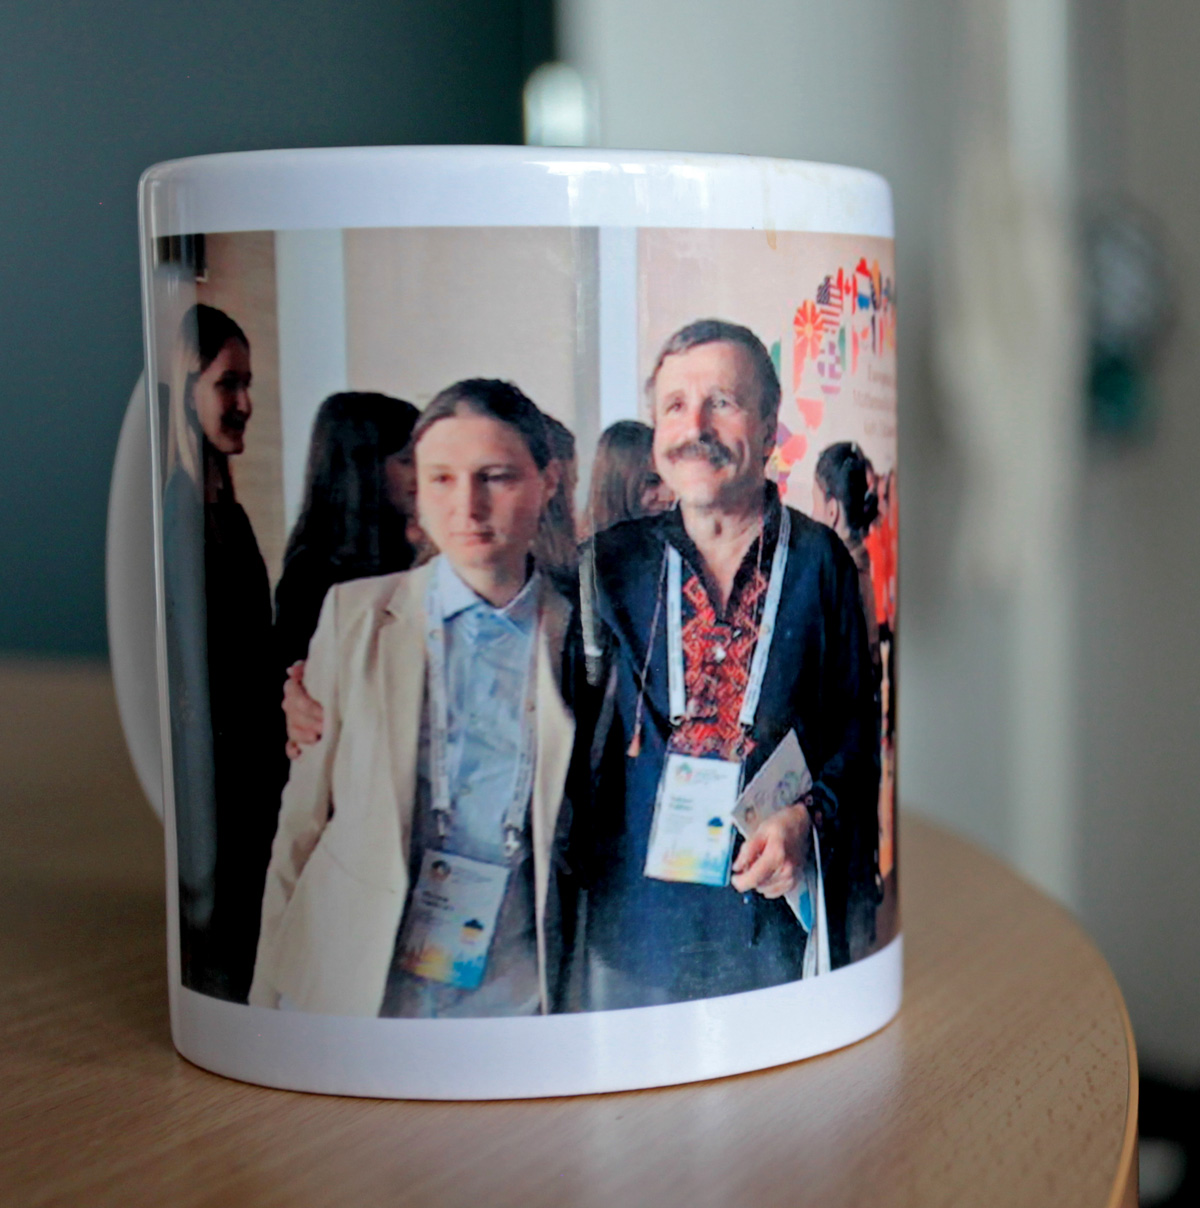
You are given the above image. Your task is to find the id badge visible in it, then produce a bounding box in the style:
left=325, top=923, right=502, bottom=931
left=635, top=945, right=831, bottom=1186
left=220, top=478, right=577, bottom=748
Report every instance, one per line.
left=643, top=753, right=741, bottom=886
left=396, top=850, right=509, bottom=989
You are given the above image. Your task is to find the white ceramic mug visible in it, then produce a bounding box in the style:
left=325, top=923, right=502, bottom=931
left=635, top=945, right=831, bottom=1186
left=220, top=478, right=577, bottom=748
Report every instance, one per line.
left=107, top=146, right=901, bottom=1099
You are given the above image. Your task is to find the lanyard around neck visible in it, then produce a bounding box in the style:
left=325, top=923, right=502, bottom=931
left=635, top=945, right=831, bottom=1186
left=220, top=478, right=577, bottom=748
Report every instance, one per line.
left=666, top=507, right=791, bottom=731
left=424, top=569, right=540, bottom=858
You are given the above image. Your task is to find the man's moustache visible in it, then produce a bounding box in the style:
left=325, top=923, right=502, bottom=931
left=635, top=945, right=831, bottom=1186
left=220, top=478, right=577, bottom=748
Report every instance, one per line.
left=665, top=439, right=734, bottom=467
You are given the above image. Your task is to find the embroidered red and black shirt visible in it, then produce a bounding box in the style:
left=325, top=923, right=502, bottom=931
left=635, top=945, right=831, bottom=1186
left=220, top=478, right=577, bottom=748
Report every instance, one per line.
left=669, top=555, right=768, bottom=763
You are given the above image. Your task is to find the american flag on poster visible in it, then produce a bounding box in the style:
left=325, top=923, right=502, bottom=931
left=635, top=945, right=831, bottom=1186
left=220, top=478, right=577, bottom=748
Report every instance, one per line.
left=816, top=273, right=843, bottom=329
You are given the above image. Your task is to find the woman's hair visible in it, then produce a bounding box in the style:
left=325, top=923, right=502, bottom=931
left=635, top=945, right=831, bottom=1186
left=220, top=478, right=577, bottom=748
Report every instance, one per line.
left=542, top=411, right=576, bottom=467
left=411, top=378, right=553, bottom=468
left=166, top=303, right=250, bottom=483
left=537, top=412, right=579, bottom=578
left=814, top=441, right=879, bottom=540
left=587, top=419, right=659, bottom=533
left=283, top=392, right=420, bottom=573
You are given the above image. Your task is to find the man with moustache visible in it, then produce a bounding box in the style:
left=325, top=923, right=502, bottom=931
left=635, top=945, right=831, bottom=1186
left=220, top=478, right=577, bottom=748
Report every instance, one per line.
left=581, top=319, right=879, bottom=1009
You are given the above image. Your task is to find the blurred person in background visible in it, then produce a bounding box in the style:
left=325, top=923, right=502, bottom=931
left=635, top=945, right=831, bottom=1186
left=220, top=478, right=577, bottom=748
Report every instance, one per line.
left=536, top=412, right=580, bottom=594
left=585, top=419, right=674, bottom=534
left=813, top=441, right=890, bottom=958
left=163, top=302, right=285, bottom=1003
left=812, top=442, right=882, bottom=680
left=274, top=392, right=421, bottom=673
left=861, top=466, right=898, bottom=941
left=862, top=467, right=897, bottom=646
left=580, top=418, right=674, bottom=684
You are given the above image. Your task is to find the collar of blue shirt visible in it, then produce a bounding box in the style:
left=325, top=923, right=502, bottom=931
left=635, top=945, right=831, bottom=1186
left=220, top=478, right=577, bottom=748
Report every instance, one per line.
left=433, top=555, right=541, bottom=635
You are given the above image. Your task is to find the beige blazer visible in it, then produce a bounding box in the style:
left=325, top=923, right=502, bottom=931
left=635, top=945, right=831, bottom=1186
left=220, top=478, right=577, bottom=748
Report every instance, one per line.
left=249, top=562, right=575, bottom=1016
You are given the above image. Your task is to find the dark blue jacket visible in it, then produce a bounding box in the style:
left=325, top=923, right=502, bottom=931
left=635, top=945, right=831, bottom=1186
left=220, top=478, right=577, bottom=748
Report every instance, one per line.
left=580, top=490, right=880, bottom=1005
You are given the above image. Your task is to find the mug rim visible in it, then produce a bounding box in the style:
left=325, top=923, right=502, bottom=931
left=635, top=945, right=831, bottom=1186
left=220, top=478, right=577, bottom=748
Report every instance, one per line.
left=139, top=144, right=894, bottom=239
left=141, top=143, right=890, bottom=192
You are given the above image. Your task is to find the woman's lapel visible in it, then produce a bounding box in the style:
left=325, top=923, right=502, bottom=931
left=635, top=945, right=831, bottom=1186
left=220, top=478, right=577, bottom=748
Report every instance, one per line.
left=531, top=586, right=574, bottom=902
left=377, top=561, right=435, bottom=866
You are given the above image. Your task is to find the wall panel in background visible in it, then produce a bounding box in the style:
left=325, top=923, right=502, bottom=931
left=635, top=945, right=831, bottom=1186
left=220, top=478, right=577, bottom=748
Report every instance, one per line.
left=0, top=0, right=541, bottom=654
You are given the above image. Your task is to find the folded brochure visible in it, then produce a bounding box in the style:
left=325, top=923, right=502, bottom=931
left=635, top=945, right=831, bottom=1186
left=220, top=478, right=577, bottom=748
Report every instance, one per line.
left=732, top=729, right=816, bottom=928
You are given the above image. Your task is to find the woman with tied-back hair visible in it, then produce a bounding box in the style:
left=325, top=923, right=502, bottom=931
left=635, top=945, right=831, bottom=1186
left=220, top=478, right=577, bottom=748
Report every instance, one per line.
left=585, top=419, right=674, bottom=535
left=812, top=441, right=882, bottom=680
left=812, top=440, right=885, bottom=962
left=251, top=378, right=580, bottom=1019
left=274, top=392, right=422, bottom=673
left=163, top=302, right=285, bottom=1003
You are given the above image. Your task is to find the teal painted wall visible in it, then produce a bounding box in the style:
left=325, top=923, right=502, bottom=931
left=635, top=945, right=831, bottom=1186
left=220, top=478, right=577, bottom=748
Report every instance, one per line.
left=0, top=0, right=549, bottom=654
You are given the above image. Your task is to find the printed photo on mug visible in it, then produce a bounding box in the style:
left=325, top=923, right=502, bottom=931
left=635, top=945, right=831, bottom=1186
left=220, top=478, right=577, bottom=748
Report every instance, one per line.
left=147, top=223, right=898, bottom=1023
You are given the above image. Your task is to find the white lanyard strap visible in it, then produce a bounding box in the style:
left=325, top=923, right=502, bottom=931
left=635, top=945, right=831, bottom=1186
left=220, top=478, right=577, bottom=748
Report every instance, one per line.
left=739, top=507, right=790, bottom=727
left=424, top=573, right=540, bottom=856
left=665, top=507, right=791, bottom=732
left=666, top=541, right=686, bottom=725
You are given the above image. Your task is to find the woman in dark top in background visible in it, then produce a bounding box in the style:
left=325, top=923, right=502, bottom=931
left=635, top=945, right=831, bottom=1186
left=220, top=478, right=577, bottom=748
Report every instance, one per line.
left=274, top=392, right=421, bottom=671
left=578, top=420, right=674, bottom=684
left=163, top=302, right=284, bottom=1003
left=812, top=440, right=884, bottom=960
left=812, top=441, right=881, bottom=680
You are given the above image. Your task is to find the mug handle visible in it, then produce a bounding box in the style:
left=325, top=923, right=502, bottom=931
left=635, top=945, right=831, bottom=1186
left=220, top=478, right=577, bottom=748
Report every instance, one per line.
left=106, top=373, right=165, bottom=819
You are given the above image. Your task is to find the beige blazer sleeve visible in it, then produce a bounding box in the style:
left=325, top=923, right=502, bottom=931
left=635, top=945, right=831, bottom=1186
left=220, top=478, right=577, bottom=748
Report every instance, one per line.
left=249, top=587, right=343, bottom=1007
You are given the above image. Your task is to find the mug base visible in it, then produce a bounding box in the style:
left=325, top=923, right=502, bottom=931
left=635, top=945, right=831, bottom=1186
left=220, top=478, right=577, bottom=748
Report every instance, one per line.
left=171, top=934, right=903, bottom=1100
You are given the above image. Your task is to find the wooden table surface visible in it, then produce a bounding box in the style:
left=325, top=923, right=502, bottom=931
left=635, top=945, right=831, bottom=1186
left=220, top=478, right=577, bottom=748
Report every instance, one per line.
left=0, top=660, right=1137, bottom=1208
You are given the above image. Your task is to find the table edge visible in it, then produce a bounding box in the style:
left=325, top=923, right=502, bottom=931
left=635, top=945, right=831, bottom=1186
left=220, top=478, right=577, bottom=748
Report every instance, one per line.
left=1105, top=984, right=1139, bottom=1208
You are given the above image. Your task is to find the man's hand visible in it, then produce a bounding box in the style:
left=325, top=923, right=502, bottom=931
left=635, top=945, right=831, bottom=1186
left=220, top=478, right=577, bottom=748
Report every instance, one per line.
left=730, top=800, right=812, bottom=899
left=282, top=661, right=324, bottom=760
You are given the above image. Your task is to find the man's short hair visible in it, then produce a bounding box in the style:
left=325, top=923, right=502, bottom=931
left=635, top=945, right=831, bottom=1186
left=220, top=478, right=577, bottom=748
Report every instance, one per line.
left=646, top=319, right=781, bottom=424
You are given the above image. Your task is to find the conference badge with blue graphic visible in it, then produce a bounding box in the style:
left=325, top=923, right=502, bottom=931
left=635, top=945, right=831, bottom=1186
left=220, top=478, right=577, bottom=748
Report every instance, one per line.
left=643, top=753, right=741, bottom=887
left=396, top=850, right=510, bottom=989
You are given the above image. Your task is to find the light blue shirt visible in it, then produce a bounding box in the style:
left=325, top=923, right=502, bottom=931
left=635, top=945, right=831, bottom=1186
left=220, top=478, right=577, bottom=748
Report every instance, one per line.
left=434, top=555, right=539, bottom=863
left=381, top=557, right=543, bottom=1018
